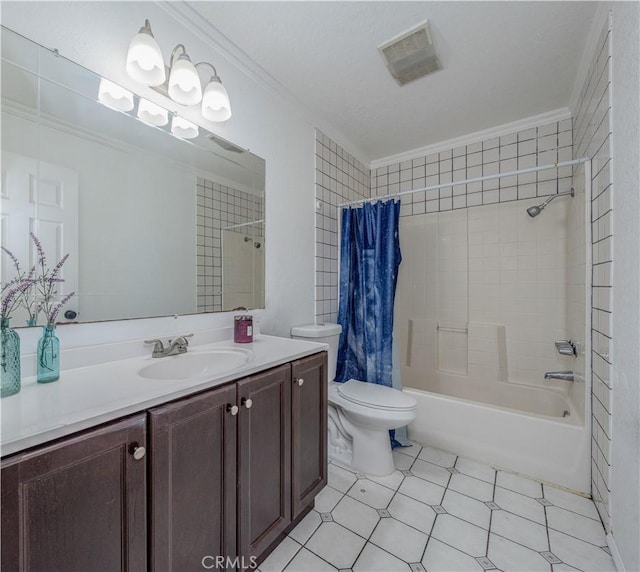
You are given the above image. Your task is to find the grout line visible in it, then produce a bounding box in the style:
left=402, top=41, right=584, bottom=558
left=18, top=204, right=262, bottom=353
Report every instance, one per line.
left=485, top=470, right=498, bottom=557
left=542, top=483, right=553, bottom=554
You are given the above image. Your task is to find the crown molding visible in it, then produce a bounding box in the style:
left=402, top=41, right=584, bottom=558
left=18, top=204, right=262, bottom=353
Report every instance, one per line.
left=158, top=1, right=297, bottom=111
left=156, top=1, right=370, bottom=165
left=370, top=107, right=572, bottom=170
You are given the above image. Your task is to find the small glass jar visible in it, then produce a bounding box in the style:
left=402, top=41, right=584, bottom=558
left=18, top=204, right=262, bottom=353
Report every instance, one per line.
left=234, top=315, right=253, bottom=343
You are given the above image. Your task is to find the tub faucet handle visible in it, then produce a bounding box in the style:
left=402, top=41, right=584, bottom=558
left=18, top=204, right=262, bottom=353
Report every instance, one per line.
left=544, top=371, right=575, bottom=382
left=555, top=340, right=577, bottom=356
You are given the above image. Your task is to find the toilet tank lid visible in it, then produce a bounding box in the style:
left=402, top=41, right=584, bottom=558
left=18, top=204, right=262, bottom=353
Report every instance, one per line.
left=291, top=323, right=342, bottom=338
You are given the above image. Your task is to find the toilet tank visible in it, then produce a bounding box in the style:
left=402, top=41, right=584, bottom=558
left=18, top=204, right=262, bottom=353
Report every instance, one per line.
left=290, top=323, right=342, bottom=382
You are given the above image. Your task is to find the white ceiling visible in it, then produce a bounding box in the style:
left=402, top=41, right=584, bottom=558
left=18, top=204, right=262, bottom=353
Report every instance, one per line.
left=189, top=1, right=597, bottom=162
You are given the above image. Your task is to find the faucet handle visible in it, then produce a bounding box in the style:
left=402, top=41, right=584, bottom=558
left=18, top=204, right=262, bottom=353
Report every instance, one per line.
left=555, top=340, right=577, bottom=356
left=174, top=333, right=194, bottom=345
left=144, top=338, right=166, bottom=357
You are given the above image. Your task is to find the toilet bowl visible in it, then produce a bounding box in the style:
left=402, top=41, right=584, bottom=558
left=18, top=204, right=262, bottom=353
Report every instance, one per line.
left=328, top=379, right=417, bottom=475
left=291, top=323, right=417, bottom=476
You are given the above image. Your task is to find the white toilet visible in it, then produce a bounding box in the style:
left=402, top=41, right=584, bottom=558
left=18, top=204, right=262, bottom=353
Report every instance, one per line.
left=291, top=323, right=417, bottom=476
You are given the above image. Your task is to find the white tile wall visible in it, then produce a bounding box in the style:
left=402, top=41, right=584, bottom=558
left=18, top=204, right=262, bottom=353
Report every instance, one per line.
left=314, top=130, right=370, bottom=323
left=572, top=17, right=613, bottom=530
left=372, top=120, right=573, bottom=218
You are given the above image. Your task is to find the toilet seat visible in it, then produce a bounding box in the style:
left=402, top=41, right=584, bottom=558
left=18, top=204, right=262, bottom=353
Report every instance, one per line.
left=336, top=379, right=417, bottom=411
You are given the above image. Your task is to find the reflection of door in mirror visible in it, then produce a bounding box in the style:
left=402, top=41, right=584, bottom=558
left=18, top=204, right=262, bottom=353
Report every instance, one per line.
left=1, top=152, right=78, bottom=326
left=221, top=230, right=265, bottom=312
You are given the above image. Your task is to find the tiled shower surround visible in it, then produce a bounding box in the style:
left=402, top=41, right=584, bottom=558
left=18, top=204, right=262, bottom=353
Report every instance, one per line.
left=395, top=198, right=573, bottom=392
left=315, top=118, right=573, bottom=333
left=314, top=130, right=370, bottom=323
left=196, top=177, right=264, bottom=312
left=571, top=16, right=613, bottom=530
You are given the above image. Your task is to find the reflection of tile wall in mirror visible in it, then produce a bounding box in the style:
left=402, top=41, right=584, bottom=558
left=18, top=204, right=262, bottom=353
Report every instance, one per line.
left=196, top=178, right=265, bottom=313
left=0, top=25, right=266, bottom=325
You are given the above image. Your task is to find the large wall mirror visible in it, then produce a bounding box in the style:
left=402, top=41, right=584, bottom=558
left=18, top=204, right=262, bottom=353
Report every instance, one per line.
left=1, top=27, right=266, bottom=327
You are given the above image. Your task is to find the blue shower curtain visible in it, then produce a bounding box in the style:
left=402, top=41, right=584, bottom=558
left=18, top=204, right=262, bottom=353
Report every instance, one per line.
left=336, top=199, right=408, bottom=447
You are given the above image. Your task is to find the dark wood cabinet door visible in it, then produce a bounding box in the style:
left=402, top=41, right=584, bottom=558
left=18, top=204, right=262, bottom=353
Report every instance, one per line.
left=291, top=352, right=328, bottom=519
left=1, top=414, right=147, bottom=572
left=237, top=364, right=291, bottom=559
left=149, top=384, right=237, bottom=572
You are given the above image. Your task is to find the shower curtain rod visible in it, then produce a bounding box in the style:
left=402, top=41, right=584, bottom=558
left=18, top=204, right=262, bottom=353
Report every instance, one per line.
left=338, top=157, right=590, bottom=207
left=223, top=219, right=264, bottom=231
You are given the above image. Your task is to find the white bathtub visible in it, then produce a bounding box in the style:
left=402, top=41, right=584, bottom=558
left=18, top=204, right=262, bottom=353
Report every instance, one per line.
left=406, top=374, right=591, bottom=493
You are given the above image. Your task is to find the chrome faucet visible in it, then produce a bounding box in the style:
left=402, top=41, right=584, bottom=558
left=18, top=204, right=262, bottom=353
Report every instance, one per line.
left=544, top=371, right=575, bottom=382
left=145, top=334, right=193, bottom=358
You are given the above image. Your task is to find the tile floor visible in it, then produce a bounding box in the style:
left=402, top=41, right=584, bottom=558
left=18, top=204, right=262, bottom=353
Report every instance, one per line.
left=259, top=443, right=616, bottom=572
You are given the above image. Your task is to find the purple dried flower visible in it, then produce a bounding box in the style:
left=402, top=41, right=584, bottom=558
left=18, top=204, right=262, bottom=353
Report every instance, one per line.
left=1, top=280, right=33, bottom=318
left=48, top=291, right=75, bottom=324
left=1, top=246, right=20, bottom=272
left=2, top=276, right=20, bottom=293
left=30, top=232, right=46, bottom=267
left=49, top=253, right=69, bottom=281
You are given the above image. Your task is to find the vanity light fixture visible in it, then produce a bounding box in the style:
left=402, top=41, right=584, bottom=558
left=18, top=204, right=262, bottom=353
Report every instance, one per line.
left=98, top=78, right=134, bottom=112
left=126, top=19, right=232, bottom=121
left=126, top=20, right=166, bottom=86
left=171, top=115, right=199, bottom=139
left=137, top=98, right=169, bottom=127
left=167, top=45, right=202, bottom=105
left=199, top=63, right=232, bottom=122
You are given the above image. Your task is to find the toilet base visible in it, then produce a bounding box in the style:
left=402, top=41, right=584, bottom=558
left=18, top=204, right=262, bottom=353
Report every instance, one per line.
left=350, top=428, right=396, bottom=476
left=328, top=409, right=396, bottom=476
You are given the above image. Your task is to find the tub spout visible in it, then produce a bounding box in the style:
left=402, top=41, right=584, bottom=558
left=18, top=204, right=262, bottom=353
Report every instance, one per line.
left=544, top=371, right=574, bottom=382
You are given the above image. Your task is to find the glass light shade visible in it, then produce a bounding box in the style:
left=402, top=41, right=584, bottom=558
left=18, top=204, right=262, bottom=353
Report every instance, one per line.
left=168, top=56, right=202, bottom=106
left=137, top=98, right=169, bottom=126
left=98, top=78, right=134, bottom=112
left=126, top=30, right=166, bottom=86
left=171, top=116, right=199, bottom=139
left=201, top=78, right=232, bottom=122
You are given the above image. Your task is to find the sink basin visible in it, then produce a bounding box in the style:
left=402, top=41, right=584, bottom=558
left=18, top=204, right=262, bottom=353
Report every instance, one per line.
left=138, top=348, right=253, bottom=381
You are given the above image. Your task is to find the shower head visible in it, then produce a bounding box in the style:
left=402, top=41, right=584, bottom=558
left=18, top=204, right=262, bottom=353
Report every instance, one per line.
left=526, top=205, right=543, bottom=217
left=526, top=188, right=575, bottom=218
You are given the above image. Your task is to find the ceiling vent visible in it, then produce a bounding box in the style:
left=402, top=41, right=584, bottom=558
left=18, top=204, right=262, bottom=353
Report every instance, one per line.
left=378, top=20, right=442, bottom=86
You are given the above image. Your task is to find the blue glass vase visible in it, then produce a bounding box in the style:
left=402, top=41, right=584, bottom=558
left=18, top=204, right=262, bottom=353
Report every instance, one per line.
left=1, top=317, right=21, bottom=398
left=37, top=324, right=60, bottom=383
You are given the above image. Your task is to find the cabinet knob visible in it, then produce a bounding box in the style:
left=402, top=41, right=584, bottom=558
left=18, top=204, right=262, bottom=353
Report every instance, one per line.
left=227, top=404, right=239, bottom=416
left=295, top=378, right=304, bottom=386
left=241, top=397, right=253, bottom=409
left=129, top=443, right=146, bottom=461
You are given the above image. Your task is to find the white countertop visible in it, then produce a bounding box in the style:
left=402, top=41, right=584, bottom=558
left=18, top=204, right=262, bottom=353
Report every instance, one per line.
left=1, top=335, right=327, bottom=457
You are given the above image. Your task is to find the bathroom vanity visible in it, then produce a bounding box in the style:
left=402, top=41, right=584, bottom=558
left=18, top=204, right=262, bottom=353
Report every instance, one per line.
left=0, top=336, right=327, bottom=571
